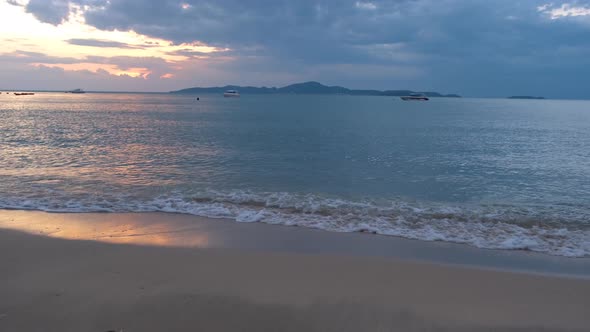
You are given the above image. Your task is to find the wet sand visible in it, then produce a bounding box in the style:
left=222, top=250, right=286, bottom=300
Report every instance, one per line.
left=1, top=210, right=588, bottom=277
left=0, top=211, right=589, bottom=331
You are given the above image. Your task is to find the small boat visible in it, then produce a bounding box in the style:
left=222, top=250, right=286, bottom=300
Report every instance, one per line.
left=223, top=90, right=240, bottom=97
left=14, top=92, right=35, bottom=96
left=401, top=93, right=429, bottom=101
left=66, top=88, right=85, bottom=94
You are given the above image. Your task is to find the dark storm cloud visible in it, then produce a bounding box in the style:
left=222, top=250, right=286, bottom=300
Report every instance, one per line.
left=166, top=49, right=214, bottom=57
left=6, top=0, right=24, bottom=6
left=16, top=0, right=590, bottom=97
left=0, top=50, right=80, bottom=64
left=24, top=0, right=71, bottom=25
left=77, top=0, right=417, bottom=64
left=0, top=50, right=175, bottom=77
left=84, top=55, right=174, bottom=75
left=67, top=38, right=145, bottom=49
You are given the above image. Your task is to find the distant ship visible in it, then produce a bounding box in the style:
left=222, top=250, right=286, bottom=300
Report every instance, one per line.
left=401, top=93, right=429, bottom=101
left=223, top=90, right=240, bottom=97
left=14, top=92, right=35, bottom=96
left=66, top=88, right=85, bottom=94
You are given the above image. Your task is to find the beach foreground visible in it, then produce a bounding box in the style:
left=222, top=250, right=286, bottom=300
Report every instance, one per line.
left=1, top=214, right=589, bottom=331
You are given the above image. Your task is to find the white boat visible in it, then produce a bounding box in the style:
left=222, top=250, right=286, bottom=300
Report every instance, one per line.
left=223, top=90, right=240, bottom=97
left=401, top=93, right=428, bottom=101
left=66, top=88, right=85, bottom=94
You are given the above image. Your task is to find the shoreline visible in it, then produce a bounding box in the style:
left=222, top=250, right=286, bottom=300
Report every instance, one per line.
left=1, top=209, right=589, bottom=278
left=1, top=210, right=589, bottom=331
left=1, top=224, right=589, bottom=331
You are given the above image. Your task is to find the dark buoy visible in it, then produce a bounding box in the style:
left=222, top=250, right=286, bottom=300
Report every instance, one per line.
left=196, top=97, right=200, bottom=101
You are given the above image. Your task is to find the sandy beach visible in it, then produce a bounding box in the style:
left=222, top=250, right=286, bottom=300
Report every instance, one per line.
left=0, top=211, right=589, bottom=331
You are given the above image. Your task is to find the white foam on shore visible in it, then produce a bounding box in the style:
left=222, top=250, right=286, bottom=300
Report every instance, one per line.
left=1, top=190, right=589, bottom=258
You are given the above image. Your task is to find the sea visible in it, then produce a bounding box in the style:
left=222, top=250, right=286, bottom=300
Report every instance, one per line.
left=1, top=92, right=589, bottom=257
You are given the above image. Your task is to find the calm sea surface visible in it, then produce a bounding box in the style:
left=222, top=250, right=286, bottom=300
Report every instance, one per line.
left=1, top=92, right=589, bottom=256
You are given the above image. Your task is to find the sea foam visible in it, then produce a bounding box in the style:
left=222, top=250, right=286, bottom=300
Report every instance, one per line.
left=1, top=189, right=588, bottom=258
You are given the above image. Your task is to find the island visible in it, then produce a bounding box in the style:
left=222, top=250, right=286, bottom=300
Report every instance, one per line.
left=508, top=96, right=545, bottom=99
left=171, top=81, right=461, bottom=98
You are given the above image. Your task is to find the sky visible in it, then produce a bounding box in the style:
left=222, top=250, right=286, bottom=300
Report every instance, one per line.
left=1, top=0, right=590, bottom=98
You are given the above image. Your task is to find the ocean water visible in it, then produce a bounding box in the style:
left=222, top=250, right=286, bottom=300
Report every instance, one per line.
left=1, top=92, right=589, bottom=257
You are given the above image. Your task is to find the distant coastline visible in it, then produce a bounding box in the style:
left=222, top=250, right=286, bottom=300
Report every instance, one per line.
left=508, top=96, right=545, bottom=100
left=170, top=81, right=461, bottom=98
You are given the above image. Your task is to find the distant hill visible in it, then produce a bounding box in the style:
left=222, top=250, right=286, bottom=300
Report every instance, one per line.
left=508, top=96, right=545, bottom=100
left=170, top=81, right=461, bottom=98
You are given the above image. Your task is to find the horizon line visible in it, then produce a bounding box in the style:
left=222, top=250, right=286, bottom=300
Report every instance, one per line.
left=0, top=85, right=582, bottom=100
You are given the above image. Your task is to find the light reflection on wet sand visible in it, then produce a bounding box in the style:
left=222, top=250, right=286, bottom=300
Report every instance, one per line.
left=2, top=209, right=590, bottom=278
left=0, top=210, right=211, bottom=247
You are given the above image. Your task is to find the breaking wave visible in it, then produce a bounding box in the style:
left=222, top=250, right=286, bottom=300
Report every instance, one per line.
left=1, top=190, right=588, bottom=257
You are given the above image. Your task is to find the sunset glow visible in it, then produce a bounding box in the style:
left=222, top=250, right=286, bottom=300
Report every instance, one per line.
left=1, top=0, right=589, bottom=97
left=0, top=1, right=228, bottom=81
